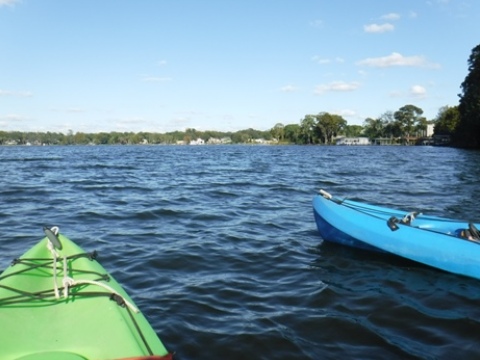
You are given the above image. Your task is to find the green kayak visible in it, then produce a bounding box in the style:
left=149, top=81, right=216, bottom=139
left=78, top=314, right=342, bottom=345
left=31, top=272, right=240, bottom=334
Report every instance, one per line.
left=0, top=227, right=172, bottom=360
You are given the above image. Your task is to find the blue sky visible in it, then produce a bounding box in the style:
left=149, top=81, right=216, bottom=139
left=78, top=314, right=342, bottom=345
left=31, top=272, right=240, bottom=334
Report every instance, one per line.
left=1, top=0, right=479, bottom=133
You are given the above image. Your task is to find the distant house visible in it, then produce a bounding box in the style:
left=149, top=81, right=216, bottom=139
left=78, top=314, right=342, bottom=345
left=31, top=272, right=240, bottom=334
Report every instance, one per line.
left=207, top=137, right=222, bottom=144
left=189, top=138, right=205, bottom=145
left=206, top=137, right=232, bottom=144
left=426, top=124, right=434, bottom=137
left=415, top=124, right=435, bottom=138
left=336, top=137, right=371, bottom=145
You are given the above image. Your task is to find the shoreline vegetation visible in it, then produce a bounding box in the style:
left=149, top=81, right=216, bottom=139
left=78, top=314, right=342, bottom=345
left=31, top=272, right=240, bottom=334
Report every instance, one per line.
left=0, top=127, right=441, bottom=147
left=0, top=102, right=466, bottom=147
left=2, top=45, right=479, bottom=148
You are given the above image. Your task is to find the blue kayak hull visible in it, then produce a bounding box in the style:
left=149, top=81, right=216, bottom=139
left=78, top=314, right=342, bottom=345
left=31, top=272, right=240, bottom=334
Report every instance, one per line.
left=313, top=190, right=480, bottom=280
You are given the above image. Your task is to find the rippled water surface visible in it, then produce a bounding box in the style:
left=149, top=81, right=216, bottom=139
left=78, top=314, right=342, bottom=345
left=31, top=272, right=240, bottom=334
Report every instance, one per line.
left=1, top=145, right=480, bottom=359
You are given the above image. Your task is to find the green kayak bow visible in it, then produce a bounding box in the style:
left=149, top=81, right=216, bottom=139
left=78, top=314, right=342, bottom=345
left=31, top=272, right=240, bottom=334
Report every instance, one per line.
left=0, top=227, right=172, bottom=360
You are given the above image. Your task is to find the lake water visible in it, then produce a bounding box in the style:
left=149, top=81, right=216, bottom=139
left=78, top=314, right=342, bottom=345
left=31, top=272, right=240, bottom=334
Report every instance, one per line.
left=1, top=144, right=480, bottom=359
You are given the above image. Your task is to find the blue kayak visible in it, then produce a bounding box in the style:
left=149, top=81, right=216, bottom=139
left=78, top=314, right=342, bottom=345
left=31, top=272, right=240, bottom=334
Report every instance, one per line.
left=313, top=189, right=480, bottom=280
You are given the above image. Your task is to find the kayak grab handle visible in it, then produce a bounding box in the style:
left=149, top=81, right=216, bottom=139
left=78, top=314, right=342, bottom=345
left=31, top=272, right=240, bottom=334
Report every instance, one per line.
left=44, top=226, right=63, bottom=250
left=319, top=189, right=332, bottom=199
left=318, top=189, right=344, bottom=204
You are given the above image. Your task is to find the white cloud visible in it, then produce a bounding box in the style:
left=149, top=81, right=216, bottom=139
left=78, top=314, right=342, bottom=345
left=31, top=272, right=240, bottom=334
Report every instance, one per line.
left=312, top=56, right=331, bottom=64
left=279, top=85, right=298, bottom=93
left=0, top=0, right=20, bottom=7
left=388, top=85, right=427, bottom=99
left=381, top=13, right=400, bottom=20
left=0, top=89, right=33, bottom=97
left=157, top=60, right=167, bottom=66
left=357, top=52, right=440, bottom=68
left=410, top=85, right=427, bottom=97
left=312, top=56, right=344, bottom=64
left=364, top=23, right=394, bottom=33
left=314, top=81, right=360, bottom=95
left=310, top=19, right=323, bottom=28
left=67, top=107, right=85, bottom=113
left=0, top=113, right=26, bottom=122
left=49, top=107, right=85, bottom=113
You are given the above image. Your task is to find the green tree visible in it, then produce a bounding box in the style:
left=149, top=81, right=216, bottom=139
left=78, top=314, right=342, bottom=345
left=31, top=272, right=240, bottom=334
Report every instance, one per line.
left=314, top=112, right=347, bottom=144
left=434, top=106, right=460, bottom=135
left=283, top=124, right=301, bottom=144
left=299, top=115, right=316, bottom=144
left=377, top=111, right=399, bottom=139
left=270, top=123, right=285, bottom=143
left=344, top=125, right=363, bottom=137
left=73, top=132, right=87, bottom=144
left=414, top=117, right=428, bottom=137
left=94, top=132, right=110, bottom=145
left=64, top=130, right=74, bottom=145
left=0, top=131, right=6, bottom=145
left=363, top=117, right=385, bottom=139
left=456, top=44, right=480, bottom=148
left=394, top=105, right=425, bottom=144
left=231, top=132, right=250, bottom=143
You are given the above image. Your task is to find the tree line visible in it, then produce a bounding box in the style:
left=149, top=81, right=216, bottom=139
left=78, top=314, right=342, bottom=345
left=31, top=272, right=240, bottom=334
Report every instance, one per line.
left=270, top=43, right=480, bottom=148
left=0, top=105, right=444, bottom=147
left=2, top=44, right=479, bottom=148
left=270, top=104, right=429, bottom=145
left=0, top=128, right=273, bottom=146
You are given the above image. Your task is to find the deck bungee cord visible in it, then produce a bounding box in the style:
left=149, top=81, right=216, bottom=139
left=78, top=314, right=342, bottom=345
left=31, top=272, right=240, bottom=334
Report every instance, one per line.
left=318, top=189, right=480, bottom=242
left=0, top=253, right=102, bottom=306
left=314, top=189, right=480, bottom=280
left=319, top=189, right=415, bottom=218
left=0, top=226, right=164, bottom=358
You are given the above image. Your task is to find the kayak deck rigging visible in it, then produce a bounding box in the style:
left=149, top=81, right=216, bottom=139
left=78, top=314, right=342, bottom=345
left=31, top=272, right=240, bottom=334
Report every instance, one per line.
left=313, top=190, right=480, bottom=280
left=0, top=251, right=101, bottom=305
left=0, top=227, right=172, bottom=360
left=318, top=189, right=480, bottom=242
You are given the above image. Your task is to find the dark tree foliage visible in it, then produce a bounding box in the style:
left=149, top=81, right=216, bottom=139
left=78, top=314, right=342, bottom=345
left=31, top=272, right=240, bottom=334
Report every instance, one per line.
left=299, top=115, right=316, bottom=144
left=283, top=124, right=301, bottom=144
left=314, top=112, right=347, bottom=144
left=434, top=106, right=460, bottom=135
left=456, top=44, right=480, bottom=148
left=344, top=125, right=363, bottom=138
left=394, top=104, right=425, bottom=144
left=362, top=117, right=385, bottom=139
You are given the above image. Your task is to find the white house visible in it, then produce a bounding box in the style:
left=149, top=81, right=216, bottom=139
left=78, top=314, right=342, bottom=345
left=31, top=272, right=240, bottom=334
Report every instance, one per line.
left=189, top=138, right=205, bottom=145
left=336, top=137, right=371, bottom=145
